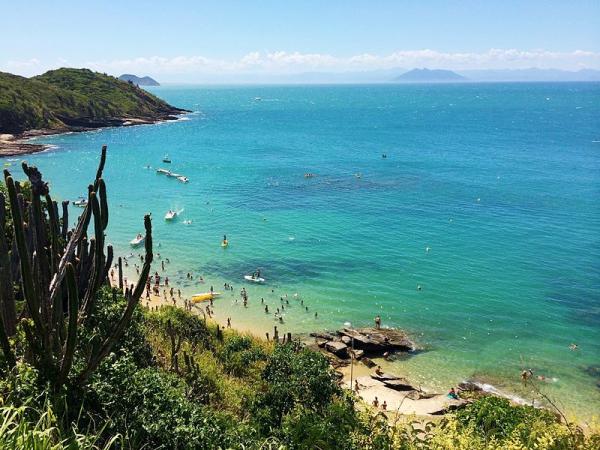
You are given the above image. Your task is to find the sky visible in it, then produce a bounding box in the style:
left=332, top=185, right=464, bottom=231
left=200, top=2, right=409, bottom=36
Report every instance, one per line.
left=2, top=0, right=600, bottom=81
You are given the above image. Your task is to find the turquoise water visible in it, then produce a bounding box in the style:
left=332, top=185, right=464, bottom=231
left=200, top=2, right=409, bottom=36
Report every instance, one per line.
left=6, top=83, right=600, bottom=418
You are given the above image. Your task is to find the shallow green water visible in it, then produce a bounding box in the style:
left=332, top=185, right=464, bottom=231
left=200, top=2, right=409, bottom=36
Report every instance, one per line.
left=6, top=82, right=600, bottom=418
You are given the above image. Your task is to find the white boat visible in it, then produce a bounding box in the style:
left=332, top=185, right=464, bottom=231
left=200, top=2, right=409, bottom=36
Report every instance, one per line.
left=163, top=154, right=171, bottom=163
left=177, top=176, right=189, bottom=183
left=130, top=234, right=145, bottom=247
left=167, top=172, right=181, bottom=178
left=165, top=210, right=177, bottom=221
left=244, top=275, right=265, bottom=283
left=73, top=197, right=88, bottom=207
left=156, top=168, right=171, bottom=175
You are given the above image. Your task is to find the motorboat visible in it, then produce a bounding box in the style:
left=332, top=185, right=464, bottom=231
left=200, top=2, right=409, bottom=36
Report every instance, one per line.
left=73, top=197, right=88, bottom=207
left=244, top=274, right=265, bottom=283
left=130, top=233, right=145, bottom=247
left=177, top=176, right=189, bottom=183
left=163, top=154, right=172, bottom=163
left=165, top=209, right=177, bottom=221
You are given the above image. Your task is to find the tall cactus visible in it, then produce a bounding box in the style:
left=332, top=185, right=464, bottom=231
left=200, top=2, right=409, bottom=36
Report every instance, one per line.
left=0, top=146, right=153, bottom=391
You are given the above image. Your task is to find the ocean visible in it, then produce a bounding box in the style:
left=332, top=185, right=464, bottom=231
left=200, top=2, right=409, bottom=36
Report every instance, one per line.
left=6, top=82, right=600, bottom=418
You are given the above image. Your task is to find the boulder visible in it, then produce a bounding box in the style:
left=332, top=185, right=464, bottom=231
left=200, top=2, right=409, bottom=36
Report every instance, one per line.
left=430, top=399, right=470, bottom=415
left=352, top=349, right=365, bottom=360
left=315, top=338, right=328, bottom=348
left=371, top=372, right=401, bottom=382
left=361, top=357, right=376, bottom=368
left=310, top=331, right=336, bottom=341
left=339, top=327, right=417, bottom=354
left=325, top=341, right=348, bottom=358
left=381, top=378, right=416, bottom=391
left=341, top=336, right=352, bottom=345
left=405, top=390, right=438, bottom=400
left=458, top=381, right=483, bottom=392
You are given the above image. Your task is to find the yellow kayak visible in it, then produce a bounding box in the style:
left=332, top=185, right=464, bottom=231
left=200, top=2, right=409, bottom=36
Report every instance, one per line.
left=191, top=292, right=221, bottom=303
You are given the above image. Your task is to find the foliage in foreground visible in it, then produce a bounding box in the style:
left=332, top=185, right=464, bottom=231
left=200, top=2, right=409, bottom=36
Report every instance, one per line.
left=2, top=294, right=599, bottom=449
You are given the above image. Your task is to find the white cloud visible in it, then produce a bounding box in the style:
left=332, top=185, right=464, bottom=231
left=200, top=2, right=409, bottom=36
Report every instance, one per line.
left=3, top=49, right=600, bottom=78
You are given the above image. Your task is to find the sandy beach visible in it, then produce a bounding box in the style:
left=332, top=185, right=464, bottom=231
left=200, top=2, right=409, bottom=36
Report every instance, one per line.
left=114, top=249, right=471, bottom=420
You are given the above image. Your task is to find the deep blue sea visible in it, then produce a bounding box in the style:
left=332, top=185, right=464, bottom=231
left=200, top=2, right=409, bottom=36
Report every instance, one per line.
left=6, top=82, right=600, bottom=418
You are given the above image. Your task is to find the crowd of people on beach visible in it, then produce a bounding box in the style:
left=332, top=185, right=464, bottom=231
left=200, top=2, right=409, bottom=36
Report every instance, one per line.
left=113, top=247, right=320, bottom=334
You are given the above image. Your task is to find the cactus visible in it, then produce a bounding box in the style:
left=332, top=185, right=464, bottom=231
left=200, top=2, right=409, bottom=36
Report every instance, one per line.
left=0, top=145, right=153, bottom=390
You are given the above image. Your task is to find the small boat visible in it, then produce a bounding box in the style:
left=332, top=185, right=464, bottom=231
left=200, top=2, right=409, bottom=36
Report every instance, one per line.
left=165, top=210, right=177, bottom=221
left=254, top=97, right=262, bottom=101
left=163, top=154, right=171, bottom=163
left=130, top=234, right=145, bottom=247
left=73, top=197, right=88, bottom=207
left=156, top=168, right=171, bottom=175
left=244, top=275, right=265, bottom=283
left=177, top=176, right=189, bottom=183
left=191, top=292, right=221, bottom=303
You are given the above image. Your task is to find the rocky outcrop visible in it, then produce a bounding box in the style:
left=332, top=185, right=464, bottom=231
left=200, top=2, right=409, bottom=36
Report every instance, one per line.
left=325, top=341, right=349, bottom=358
left=371, top=373, right=415, bottom=391
left=310, top=326, right=418, bottom=363
left=339, top=327, right=418, bottom=353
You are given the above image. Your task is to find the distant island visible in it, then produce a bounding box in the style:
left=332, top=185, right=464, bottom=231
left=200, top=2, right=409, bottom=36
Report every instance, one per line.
left=394, top=68, right=467, bottom=83
left=118, top=74, right=160, bottom=86
left=0, top=68, right=187, bottom=156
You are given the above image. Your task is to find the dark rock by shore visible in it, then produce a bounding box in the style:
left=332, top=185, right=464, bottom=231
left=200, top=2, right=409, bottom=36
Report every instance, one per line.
left=310, top=326, right=418, bottom=364
left=0, top=114, right=184, bottom=158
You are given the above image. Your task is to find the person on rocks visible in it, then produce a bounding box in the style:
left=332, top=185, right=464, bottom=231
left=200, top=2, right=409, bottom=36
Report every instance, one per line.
left=447, top=388, right=459, bottom=400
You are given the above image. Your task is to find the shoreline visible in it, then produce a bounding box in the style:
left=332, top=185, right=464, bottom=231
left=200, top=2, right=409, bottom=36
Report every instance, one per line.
left=115, top=256, right=564, bottom=422
left=0, top=114, right=187, bottom=158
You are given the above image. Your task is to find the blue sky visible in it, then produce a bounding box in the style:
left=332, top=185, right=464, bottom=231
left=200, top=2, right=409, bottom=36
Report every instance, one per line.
left=2, top=0, right=600, bottom=80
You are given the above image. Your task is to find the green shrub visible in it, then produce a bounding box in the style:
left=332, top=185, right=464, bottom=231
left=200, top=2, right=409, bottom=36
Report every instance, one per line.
left=217, top=334, right=268, bottom=377
left=251, top=342, right=345, bottom=435
left=455, top=396, right=557, bottom=440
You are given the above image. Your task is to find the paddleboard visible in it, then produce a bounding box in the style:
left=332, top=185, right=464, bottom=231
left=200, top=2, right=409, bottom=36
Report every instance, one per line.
left=191, top=292, right=221, bottom=303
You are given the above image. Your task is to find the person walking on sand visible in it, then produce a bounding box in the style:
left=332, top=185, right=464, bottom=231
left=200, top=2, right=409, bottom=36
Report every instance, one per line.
left=381, top=400, right=387, bottom=411
left=372, top=397, right=379, bottom=408
left=354, top=380, right=360, bottom=392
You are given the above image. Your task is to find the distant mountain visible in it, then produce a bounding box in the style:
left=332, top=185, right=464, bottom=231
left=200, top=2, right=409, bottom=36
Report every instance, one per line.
left=394, top=68, right=467, bottom=83
left=118, top=74, right=160, bottom=86
left=0, top=68, right=185, bottom=135
left=457, top=68, right=600, bottom=82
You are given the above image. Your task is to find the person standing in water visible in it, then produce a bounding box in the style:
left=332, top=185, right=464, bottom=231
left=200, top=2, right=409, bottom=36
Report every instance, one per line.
left=222, top=235, right=228, bottom=246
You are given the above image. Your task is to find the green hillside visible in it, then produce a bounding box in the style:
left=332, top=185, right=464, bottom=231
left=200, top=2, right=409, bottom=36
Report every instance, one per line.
left=0, top=68, right=185, bottom=134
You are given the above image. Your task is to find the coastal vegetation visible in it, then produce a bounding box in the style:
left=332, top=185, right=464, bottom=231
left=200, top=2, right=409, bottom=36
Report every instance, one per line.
left=0, top=148, right=598, bottom=449
left=0, top=68, right=183, bottom=134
